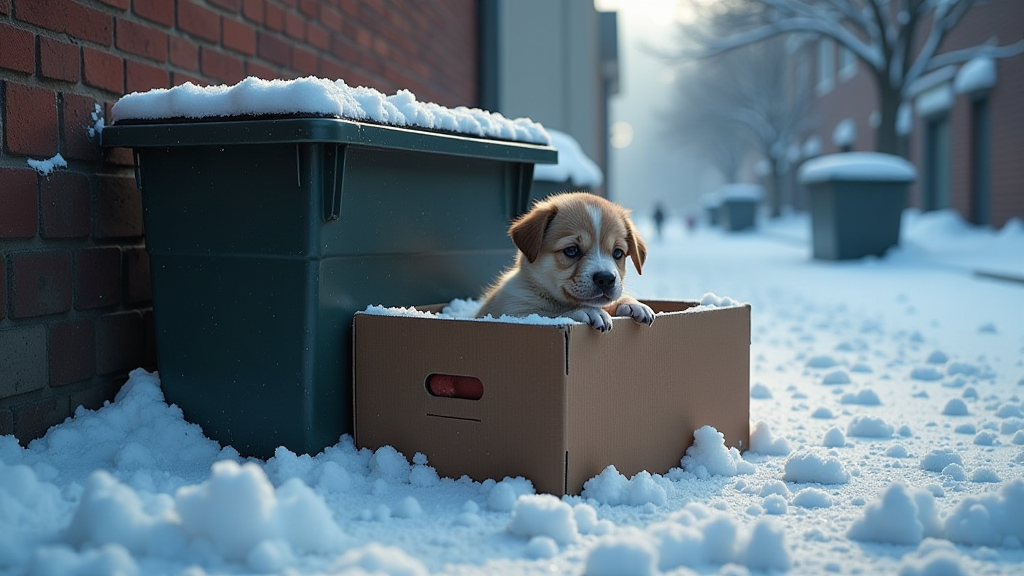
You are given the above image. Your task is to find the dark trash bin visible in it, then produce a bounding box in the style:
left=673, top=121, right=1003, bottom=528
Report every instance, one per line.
left=700, top=193, right=720, bottom=227
left=101, top=116, right=556, bottom=458
left=719, top=184, right=763, bottom=232
left=798, top=152, right=916, bottom=260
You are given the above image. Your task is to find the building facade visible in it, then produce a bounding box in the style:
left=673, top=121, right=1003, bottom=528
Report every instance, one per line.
left=801, top=0, right=1023, bottom=228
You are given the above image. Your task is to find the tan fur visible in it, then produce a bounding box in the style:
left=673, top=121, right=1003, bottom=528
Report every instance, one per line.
left=477, top=192, right=654, bottom=332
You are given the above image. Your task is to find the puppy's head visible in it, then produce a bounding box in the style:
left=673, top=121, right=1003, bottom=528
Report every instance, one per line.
left=508, top=192, right=647, bottom=309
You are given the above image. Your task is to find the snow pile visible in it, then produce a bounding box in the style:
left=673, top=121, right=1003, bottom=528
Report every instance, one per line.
left=534, top=128, right=603, bottom=187
left=954, top=56, right=996, bottom=94
left=112, top=76, right=551, bottom=145
left=832, top=117, right=857, bottom=148
left=943, top=478, right=1024, bottom=547
left=678, top=426, right=754, bottom=478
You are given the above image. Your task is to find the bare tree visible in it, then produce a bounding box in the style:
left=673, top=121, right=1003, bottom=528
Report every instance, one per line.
left=680, top=0, right=1024, bottom=156
left=665, top=36, right=816, bottom=216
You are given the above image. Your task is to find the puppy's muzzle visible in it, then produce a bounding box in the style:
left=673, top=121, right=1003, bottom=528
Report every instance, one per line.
left=593, top=271, right=617, bottom=297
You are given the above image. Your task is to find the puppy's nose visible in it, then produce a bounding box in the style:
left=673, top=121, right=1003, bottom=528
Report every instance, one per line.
left=593, top=271, right=617, bottom=291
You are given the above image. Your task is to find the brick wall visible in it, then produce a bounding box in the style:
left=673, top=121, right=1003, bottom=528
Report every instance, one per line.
left=0, top=0, right=479, bottom=444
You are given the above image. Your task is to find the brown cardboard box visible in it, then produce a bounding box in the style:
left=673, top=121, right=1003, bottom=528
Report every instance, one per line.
left=352, top=300, right=750, bottom=496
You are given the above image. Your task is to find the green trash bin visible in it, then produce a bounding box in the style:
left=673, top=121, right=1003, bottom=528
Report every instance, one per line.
left=101, top=117, right=556, bottom=457
left=798, top=152, right=916, bottom=260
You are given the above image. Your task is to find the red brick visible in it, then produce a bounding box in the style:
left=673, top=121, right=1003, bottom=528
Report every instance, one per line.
left=172, top=71, right=205, bottom=87
left=200, top=47, right=244, bottom=84
left=0, top=23, right=34, bottom=74
left=83, top=47, right=124, bottom=94
left=77, top=246, right=122, bottom=310
left=62, top=93, right=103, bottom=162
left=257, top=31, right=290, bottom=67
left=292, top=45, right=317, bottom=75
left=49, top=319, right=96, bottom=386
left=318, top=56, right=348, bottom=82
left=265, top=1, right=284, bottom=31
left=96, top=175, right=143, bottom=239
left=70, top=379, right=124, bottom=413
left=242, top=0, right=263, bottom=24
left=40, top=37, right=80, bottom=83
left=123, top=247, right=151, bottom=305
left=96, top=310, right=143, bottom=375
left=299, top=0, right=317, bottom=18
left=40, top=171, right=90, bottom=238
left=133, top=0, right=174, bottom=27
left=0, top=168, right=38, bottom=238
left=16, top=0, right=113, bottom=46
left=126, top=60, right=170, bottom=93
left=179, top=1, right=221, bottom=43
left=0, top=325, right=47, bottom=398
left=0, top=0, right=9, bottom=15
left=320, top=5, right=342, bottom=32
left=284, top=11, right=305, bottom=40
left=3, top=83, right=58, bottom=157
left=246, top=61, right=279, bottom=80
left=170, top=36, right=199, bottom=71
left=98, top=0, right=130, bottom=9
left=208, top=0, right=240, bottom=11
left=307, top=23, right=329, bottom=51
left=223, top=17, right=256, bottom=56
left=116, top=18, right=168, bottom=62
left=12, top=395, right=69, bottom=445
left=10, top=250, right=72, bottom=318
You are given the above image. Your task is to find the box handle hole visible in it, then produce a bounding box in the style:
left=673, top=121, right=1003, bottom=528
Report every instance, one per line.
left=425, top=374, right=483, bottom=400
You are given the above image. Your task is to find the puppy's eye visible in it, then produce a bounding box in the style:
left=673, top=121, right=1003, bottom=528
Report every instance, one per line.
left=613, top=248, right=625, bottom=260
left=563, top=245, right=580, bottom=258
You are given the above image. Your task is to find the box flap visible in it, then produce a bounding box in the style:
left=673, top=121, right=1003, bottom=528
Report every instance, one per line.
left=565, top=303, right=751, bottom=494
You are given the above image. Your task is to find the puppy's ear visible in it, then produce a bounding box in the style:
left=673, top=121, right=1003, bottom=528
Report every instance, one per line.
left=509, top=203, right=558, bottom=263
left=625, top=217, right=648, bottom=274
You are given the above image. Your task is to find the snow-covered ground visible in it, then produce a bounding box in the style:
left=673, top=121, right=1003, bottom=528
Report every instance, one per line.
left=2, top=208, right=1023, bottom=576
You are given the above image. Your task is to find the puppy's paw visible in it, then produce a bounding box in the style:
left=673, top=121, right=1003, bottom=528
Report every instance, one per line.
left=615, top=302, right=655, bottom=326
left=569, top=307, right=614, bottom=332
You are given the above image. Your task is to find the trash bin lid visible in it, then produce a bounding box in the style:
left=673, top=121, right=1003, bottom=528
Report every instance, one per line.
left=798, top=152, right=916, bottom=185
left=101, top=117, right=557, bottom=165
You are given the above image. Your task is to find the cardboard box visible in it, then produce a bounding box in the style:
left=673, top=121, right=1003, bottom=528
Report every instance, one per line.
left=353, top=300, right=750, bottom=496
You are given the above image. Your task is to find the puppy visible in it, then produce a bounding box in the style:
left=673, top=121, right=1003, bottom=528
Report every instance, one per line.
left=476, top=192, right=654, bottom=332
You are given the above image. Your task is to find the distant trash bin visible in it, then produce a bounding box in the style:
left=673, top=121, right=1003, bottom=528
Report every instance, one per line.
left=719, top=184, right=763, bottom=232
left=532, top=129, right=603, bottom=202
left=798, top=152, right=916, bottom=260
left=700, top=192, right=721, bottom=227
left=101, top=117, right=556, bottom=458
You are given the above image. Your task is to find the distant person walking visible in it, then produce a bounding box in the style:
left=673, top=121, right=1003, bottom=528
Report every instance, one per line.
left=653, top=203, right=666, bottom=241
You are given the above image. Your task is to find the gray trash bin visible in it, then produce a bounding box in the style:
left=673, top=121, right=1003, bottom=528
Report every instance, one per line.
left=798, top=152, right=916, bottom=260
left=719, top=184, right=763, bottom=232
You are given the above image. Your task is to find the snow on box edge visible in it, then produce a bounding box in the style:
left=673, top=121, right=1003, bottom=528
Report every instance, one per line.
left=798, top=152, right=916, bottom=185
left=111, top=76, right=551, bottom=146
left=359, top=293, right=746, bottom=326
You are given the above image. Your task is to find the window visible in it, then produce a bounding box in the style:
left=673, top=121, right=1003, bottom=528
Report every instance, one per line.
left=817, top=38, right=835, bottom=95
left=839, top=46, right=857, bottom=81
left=923, top=115, right=951, bottom=211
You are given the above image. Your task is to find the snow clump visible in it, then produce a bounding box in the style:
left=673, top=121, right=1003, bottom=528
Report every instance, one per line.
left=507, top=494, right=579, bottom=545
left=749, top=421, right=791, bottom=456
left=943, top=478, right=1024, bottom=546
left=920, top=448, right=963, bottom=472
left=582, top=466, right=667, bottom=507
left=847, top=483, right=941, bottom=545
left=679, top=426, right=754, bottom=478
left=782, top=450, right=851, bottom=484
left=846, top=415, right=894, bottom=438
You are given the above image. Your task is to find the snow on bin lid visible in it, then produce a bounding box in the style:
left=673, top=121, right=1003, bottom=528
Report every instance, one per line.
left=798, top=152, right=916, bottom=184
left=111, top=76, right=551, bottom=145
left=533, top=129, right=603, bottom=187
left=954, top=56, right=996, bottom=94
left=719, top=183, right=764, bottom=201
